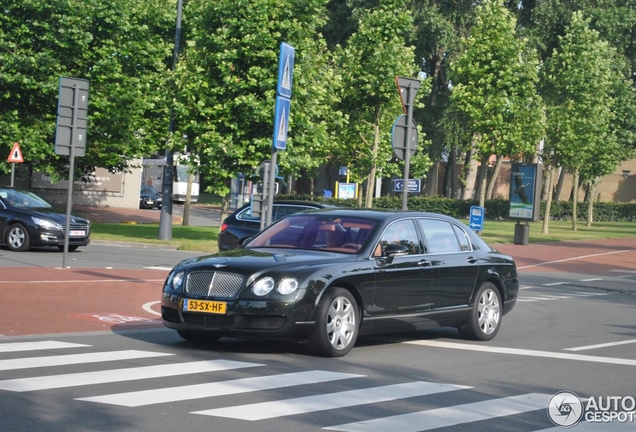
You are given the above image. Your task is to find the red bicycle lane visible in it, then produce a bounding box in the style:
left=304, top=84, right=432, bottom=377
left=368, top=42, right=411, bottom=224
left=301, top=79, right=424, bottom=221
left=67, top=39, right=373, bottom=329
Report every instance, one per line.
left=0, top=267, right=168, bottom=337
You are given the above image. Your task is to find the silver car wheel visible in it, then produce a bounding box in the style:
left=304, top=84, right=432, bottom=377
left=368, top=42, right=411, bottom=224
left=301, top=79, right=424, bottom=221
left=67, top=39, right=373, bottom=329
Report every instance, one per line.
left=477, top=287, right=500, bottom=335
left=326, top=296, right=356, bottom=350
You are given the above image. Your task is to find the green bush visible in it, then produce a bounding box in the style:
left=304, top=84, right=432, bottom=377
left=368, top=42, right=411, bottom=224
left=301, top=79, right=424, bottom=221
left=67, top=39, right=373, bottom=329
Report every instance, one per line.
left=276, top=193, right=636, bottom=222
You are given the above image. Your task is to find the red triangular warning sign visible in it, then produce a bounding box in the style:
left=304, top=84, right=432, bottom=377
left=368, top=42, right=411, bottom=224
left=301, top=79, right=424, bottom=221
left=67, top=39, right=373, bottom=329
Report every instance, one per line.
left=7, top=142, right=24, bottom=163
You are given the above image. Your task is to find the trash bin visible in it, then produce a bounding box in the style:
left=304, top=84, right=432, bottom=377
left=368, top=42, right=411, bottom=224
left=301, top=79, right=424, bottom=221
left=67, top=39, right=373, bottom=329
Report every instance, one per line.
left=514, top=222, right=530, bottom=245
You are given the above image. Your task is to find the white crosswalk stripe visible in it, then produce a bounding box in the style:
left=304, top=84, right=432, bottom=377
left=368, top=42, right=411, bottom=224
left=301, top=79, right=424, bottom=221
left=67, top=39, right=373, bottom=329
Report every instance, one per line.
left=0, top=350, right=172, bottom=371
left=324, top=393, right=552, bottom=432
left=0, top=340, right=599, bottom=431
left=0, top=359, right=264, bottom=392
left=0, top=341, right=90, bottom=353
left=192, top=381, right=471, bottom=420
left=76, top=370, right=365, bottom=407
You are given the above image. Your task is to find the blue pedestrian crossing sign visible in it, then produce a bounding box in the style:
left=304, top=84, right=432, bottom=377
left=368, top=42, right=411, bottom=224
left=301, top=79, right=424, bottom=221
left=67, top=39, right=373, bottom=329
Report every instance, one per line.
left=277, top=43, right=294, bottom=99
left=469, top=206, right=485, bottom=232
left=273, top=96, right=290, bottom=150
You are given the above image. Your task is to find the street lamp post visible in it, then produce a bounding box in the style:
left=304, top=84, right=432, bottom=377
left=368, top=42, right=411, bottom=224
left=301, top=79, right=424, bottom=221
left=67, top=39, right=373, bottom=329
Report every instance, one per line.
left=159, top=0, right=183, bottom=241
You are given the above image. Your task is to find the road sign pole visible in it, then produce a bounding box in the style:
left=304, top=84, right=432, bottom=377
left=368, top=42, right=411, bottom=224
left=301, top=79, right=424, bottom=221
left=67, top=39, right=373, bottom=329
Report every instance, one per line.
left=62, top=84, right=80, bottom=268
left=401, top=85, right=414, bottom=211
left=265, top=150, right=277, bottom=227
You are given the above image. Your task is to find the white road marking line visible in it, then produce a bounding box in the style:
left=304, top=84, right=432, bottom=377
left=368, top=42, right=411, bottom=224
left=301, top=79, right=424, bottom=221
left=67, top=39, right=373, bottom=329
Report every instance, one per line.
left=324, top=393, right=551, bottom=432
left=193, top=381, right=471, bottom=421
left=581, top=278, right=603, bottom=282
left=542, top=282, right=570, bottom=286
left=143, top=266, right=174, bottom=271
left=517, top=250, right=631, bottom=270
left=571, top=292, right=609, bottom=296
left=405, top=340, right=636, bottom=366
left=610, top=269, right=636, bottom=274
left=0, top=350, right=172, bottom=371
left=0, top=360, right=263, bottom=392
left=618, top=275, right=634, bottom=278
left=0, top=341, right=90, bottom=353
left=142, top=301, right=161, bottom=316
left=76, top=370, right=364, bottom=407
left=564, top=339, right=636, bottom=352
left=0, top=279, right=166, bottom=284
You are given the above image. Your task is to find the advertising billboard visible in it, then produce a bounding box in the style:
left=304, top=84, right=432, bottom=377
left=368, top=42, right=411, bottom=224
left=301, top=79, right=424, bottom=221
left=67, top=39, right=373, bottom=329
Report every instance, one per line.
left=508, top=163, right=542, bottom=221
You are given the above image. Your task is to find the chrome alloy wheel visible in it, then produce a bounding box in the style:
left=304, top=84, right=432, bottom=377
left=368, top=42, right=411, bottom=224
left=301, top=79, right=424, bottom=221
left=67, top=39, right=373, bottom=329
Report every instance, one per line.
left=477, top=288, right=501, bottom=335
left=326, top=296, right=356, bottom=351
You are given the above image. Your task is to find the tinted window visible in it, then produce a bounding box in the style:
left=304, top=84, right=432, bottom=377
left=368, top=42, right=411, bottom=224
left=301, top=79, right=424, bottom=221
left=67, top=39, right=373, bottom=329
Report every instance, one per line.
left=452, top=224, right=472, bottom=251
left=274, top=205, right=314, bottom=221
left=417, top=219, right=462, bottom=253
left=373, top=219, right=421, bottom=257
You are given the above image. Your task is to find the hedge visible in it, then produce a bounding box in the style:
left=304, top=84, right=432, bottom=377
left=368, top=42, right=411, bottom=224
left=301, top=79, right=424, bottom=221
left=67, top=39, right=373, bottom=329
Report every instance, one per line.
left=274, top=194, right=636, bottom=222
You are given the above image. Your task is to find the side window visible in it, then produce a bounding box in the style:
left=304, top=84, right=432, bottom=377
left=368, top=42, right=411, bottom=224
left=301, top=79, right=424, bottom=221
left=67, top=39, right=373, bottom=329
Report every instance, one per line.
left=452, top=224, right=472, bottom=251
left=373, top=220, right=421, bottom=257
left=417, top=219, right=462, bottom=253
left=236, top=206, right=259, bottom=221
left=274, top=205, right=311, bottom=222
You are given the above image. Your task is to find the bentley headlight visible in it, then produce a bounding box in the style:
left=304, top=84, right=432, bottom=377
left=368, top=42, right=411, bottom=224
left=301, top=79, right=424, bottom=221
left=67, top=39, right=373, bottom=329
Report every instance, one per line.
left=252, top=277, right=275, bottom=296
left=172, top=271, right=185, bottom=291
left=277, top=278, right=299, bottom=295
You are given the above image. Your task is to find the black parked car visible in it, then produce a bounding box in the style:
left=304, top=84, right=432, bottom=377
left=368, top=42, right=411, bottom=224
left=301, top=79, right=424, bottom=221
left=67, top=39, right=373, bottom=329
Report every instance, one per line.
left=0, top=187, right=91, bottom=252
left=162, top=208, right=519, bottom=357
left=217, top=200, right=337, bottom=251
left=140, top=185, right=162, bottom=209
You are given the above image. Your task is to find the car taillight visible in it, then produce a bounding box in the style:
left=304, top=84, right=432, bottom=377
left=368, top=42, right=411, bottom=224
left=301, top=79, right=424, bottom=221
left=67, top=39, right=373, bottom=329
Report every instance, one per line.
left=220, top=223, right=228, bottom=232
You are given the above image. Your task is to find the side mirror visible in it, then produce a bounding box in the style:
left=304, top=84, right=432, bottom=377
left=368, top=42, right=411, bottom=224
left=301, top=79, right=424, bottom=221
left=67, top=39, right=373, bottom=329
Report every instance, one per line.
left=378, top=243, right=409, bottom=265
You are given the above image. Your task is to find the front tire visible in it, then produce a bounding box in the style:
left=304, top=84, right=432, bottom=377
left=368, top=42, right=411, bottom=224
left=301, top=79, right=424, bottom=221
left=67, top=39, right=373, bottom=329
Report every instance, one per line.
left=458, top=282, right=502, bottom=341
left=6, top=223, right=30, bottom=252
left=308, top=288, right=359, bottom=357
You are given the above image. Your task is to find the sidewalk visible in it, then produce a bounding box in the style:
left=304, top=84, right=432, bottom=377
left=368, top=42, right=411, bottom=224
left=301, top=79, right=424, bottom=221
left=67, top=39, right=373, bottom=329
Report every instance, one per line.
left=73, top=206, right=181, bottom=224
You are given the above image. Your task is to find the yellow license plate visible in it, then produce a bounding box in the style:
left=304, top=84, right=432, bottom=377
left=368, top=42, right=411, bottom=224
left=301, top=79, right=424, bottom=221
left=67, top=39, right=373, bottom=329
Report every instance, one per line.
left=183, top=299, right=227, bottom=314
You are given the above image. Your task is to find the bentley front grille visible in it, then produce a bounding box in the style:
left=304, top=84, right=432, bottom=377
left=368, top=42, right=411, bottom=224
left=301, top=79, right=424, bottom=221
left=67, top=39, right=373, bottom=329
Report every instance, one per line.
left=185, top=271, right=245, bottom=298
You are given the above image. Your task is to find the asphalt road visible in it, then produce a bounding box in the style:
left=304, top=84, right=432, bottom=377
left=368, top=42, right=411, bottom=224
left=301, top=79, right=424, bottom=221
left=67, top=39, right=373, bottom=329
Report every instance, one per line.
left=0, top=236, right=634, bottom=431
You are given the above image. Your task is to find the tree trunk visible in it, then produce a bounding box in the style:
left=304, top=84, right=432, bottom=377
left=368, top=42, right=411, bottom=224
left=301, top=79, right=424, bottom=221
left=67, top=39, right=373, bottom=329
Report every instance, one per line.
left=182, top=171, right=194, bottom=226
left=219, top=192, right=231, bottom=226
left=554, top=166, right=566, bottom=201
left=477, top=154, right=489, bottom=208
left=571, top=170, right=579, bottom=231
left=461, top=138, right=479, bottom=200
left=449, top=143, right=458, bottom=198
left=587, top=180, right=598, bottom=226
left=485, top=155, right=503, bottom=200
left=542, top=166, right=555, bottom=234
left=365, top=107, right=381, bottom=208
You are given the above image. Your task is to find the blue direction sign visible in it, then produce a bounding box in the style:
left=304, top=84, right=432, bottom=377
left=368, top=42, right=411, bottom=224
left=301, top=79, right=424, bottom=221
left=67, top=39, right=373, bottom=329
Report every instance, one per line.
left=469, top=205, right=485, bottom=231
left=277, top=42, right=295, bottom=99
left=392, top=179, right=421, bottom=193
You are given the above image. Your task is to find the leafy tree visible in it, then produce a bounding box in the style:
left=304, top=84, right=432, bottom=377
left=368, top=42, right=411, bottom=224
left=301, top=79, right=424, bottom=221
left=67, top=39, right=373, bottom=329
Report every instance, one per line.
left=0, top=0, right=175, bottom=180
left=541, top=12, right=618, bottom=231
left=173, top=0, right=341, bottom=210
left=450, top=0, right=544, bottom=207
left=333, top=2, right=427, bottom=208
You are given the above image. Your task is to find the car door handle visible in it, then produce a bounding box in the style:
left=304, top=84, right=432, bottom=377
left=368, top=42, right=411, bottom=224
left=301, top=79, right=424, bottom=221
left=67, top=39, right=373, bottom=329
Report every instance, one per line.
left=467, top=256, right=478, bottom=264
left=418, top=259, right=431, bottom=267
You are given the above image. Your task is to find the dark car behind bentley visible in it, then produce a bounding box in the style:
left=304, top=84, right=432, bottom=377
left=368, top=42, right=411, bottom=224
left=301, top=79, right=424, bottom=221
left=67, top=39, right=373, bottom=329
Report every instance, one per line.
left=0, top=187, right=91, bottom=252
left=162, top=208, right=518, bottom=357
left=218, top=200, right=338, bottom=251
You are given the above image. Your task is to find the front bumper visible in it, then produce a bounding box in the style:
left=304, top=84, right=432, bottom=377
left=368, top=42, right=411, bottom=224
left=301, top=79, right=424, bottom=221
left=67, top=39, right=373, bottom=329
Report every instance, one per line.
left=161, top=293, right=316, bottom=340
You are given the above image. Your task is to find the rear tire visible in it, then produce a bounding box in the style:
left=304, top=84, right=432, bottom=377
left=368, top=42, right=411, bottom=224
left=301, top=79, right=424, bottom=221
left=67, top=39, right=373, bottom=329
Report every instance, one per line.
left=308, top=288, right=359, bottom=357
left=6, top=223, right=30, bottom=252
left=458, top=282, right=502, bottom=341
